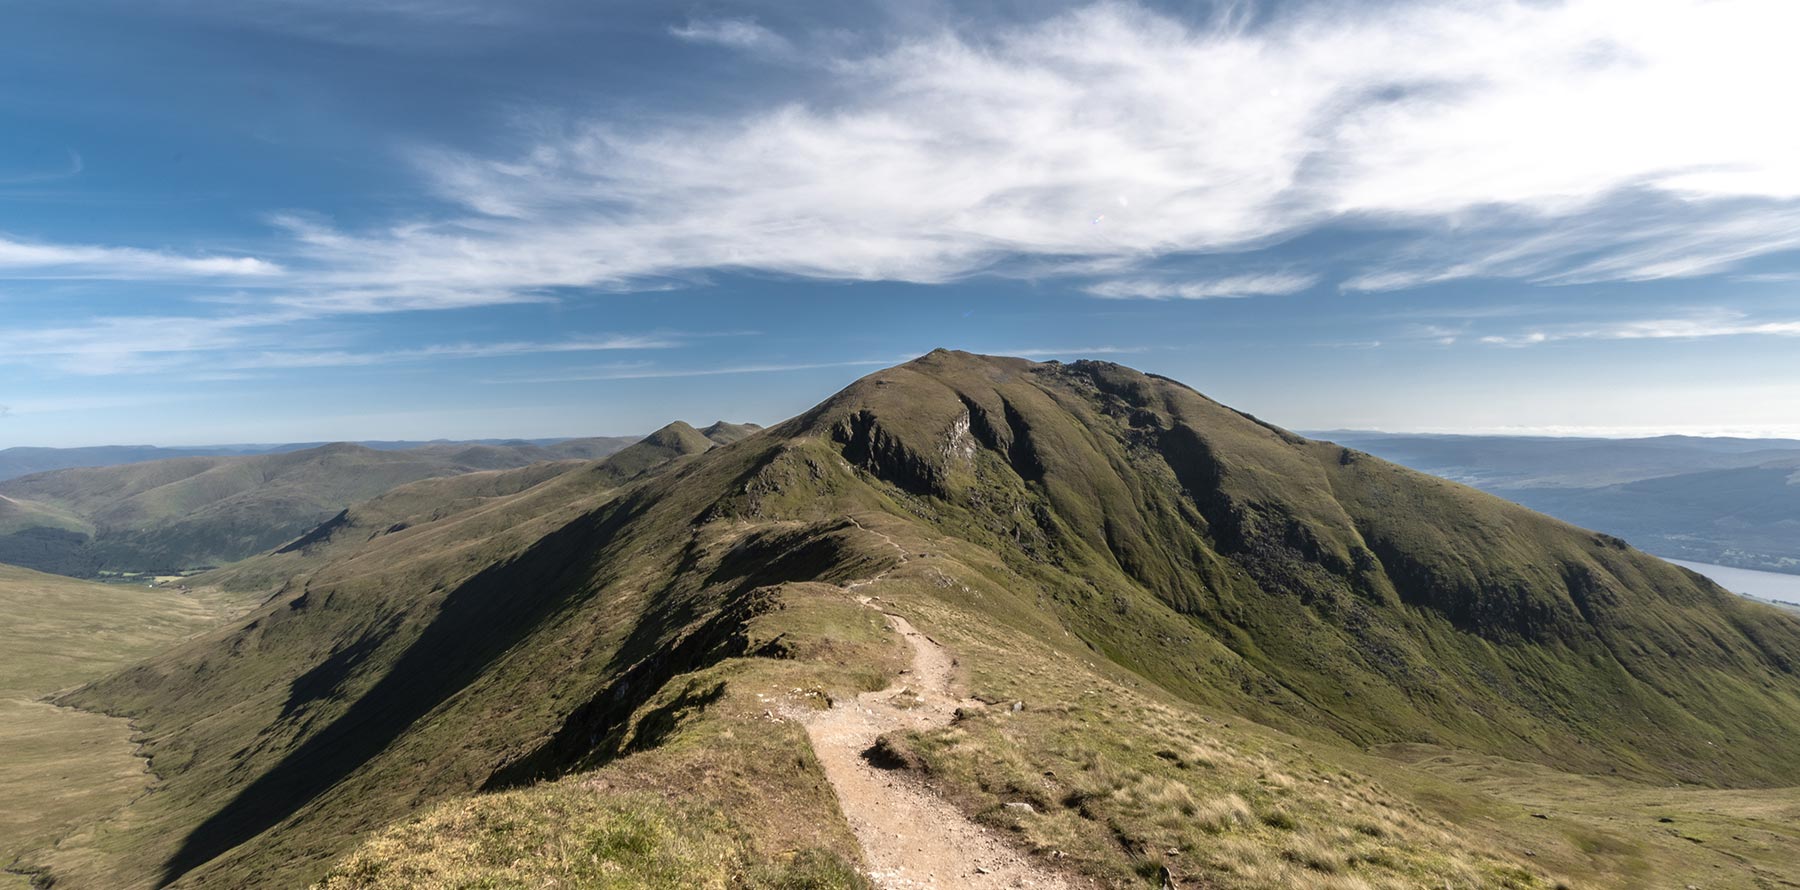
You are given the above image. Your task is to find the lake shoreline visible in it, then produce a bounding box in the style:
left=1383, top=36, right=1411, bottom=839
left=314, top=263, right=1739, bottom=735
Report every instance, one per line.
left=1666, top=559, right=1800, bottom=607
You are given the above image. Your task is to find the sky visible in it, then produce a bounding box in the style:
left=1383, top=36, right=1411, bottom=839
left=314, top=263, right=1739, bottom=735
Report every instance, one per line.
left=3, top=0, right=1799, bottom=447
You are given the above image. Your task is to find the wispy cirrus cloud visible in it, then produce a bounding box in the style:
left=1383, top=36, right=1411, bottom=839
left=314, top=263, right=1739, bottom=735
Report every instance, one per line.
left=9, top=0, right=1800, bottom=388
left=496, top=358, right=893, bottom=384
left=0, top=236, right=279, bottom=279
left=0, top=311, right=688, bottom=376
left=223, top=335, right=682, bottom=370
left=147, top=0, right=536, bottom=48
left=1086, top=274, right=1317, bottom=301
left=256, top=0, right=1800, bottom=306
left=14, top=1, right=1800, bottom=320
left=0, top=151, right=83, bottom=186
left=669, top=17, right=792, bottom=57
left=1477, top=311, right=1800, bottom=346
left=990, top=345, right=1149, bottom=358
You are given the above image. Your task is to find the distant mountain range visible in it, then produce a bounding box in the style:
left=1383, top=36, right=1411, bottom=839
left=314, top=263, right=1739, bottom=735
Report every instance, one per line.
left=0, top=437, right=647, bottom=483
left=0, top=424, right=756, bottom=577
left=1314, top=431, right=1800, bottom=575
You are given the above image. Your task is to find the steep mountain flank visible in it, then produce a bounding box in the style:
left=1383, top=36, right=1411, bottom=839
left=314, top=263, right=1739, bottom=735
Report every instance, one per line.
left=780, top=352, right=1800, bottom=782
left=34, top=352, right=1800, bottom=890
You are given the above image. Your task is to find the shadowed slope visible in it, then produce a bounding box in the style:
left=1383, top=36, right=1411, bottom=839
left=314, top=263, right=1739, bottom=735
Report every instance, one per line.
left=159, top=499, right=649, bottom=884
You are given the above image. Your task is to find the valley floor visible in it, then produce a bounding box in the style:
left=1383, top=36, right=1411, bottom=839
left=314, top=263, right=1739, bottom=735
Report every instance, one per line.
left=0, top=700, right=151, bottom=890
left=0, top=567, right=242, bottom=888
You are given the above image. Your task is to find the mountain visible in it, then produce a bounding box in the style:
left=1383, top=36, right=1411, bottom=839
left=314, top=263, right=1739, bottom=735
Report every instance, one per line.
left=24, top=353, right=1800, bottom=890
left=1323, top=432, right=1800, bottom=573
left=699, top=421, right=764, bottom=445
left=0, top=430, right=744, bottom=578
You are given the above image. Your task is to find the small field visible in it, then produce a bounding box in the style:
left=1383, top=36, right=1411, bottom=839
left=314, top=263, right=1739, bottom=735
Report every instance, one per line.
left=0, top=564, right=235, bottom=888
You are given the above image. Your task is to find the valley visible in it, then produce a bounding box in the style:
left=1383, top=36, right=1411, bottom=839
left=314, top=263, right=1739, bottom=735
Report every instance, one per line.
left=0, top=434, right=676, bottom=580
left=1323, top=432, right=1800, bottom=577
left=1666, top=559, right=1800, bottom=607
left=0, top=565, right=242, bottom=889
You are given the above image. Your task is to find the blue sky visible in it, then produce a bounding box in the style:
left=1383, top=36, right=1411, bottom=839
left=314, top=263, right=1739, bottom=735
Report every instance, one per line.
left=3, top=0, right=1799, bottom=446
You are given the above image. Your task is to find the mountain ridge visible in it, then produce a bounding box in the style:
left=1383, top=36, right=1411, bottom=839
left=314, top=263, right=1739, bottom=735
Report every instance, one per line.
left=25, top=351, right=1800, bottom=890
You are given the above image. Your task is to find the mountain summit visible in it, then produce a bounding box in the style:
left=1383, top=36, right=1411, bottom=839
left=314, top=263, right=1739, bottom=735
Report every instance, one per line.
left=33, top=351, right=1800, bottom=889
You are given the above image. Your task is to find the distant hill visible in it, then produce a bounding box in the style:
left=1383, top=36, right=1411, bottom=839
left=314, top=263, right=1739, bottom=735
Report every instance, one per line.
left=1311, top=431, right=1800, bottom=488
left=0, top=425, right=747, bottom=577
left=33, top=352, right=1800, bottom=890
left=201, top=422, right=732, bottom=594
left=0, top=437, right=654, bottom=482
left=0, top=445, right=276, bottom=482
left=1322, top=432, right=1800, bottom=573
left=1498, top=460, right=1800, bottom=573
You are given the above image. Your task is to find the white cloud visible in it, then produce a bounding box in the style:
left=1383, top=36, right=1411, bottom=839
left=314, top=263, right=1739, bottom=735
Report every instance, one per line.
left=670, top=17, right=792, bottom=57
left=0, top=236, right=280, bottom=278
left=0, top=311, right=687, bottom=376
left=497, top=359, right=892, bottom=383
left=988, top=345, right=1148, bottom=358
left=0, top=151, right=83, bottom=185
left=12, top=0, right=1800, bottom=339
left=254, top=0, right=1800, bottom=305
left=1086, top=274, right=1317, bottom=300
left=1477, top=311, right=1800, bottom=346
left=154, top=0, right=531, bottom=47
left=224, top=335, right=682, bottom=369
left=1344, top=200, right=1800, bottom=291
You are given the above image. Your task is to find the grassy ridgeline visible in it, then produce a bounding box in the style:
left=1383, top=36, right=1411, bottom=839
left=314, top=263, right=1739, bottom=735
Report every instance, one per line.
left=26, top=352, right=1800, bottom=889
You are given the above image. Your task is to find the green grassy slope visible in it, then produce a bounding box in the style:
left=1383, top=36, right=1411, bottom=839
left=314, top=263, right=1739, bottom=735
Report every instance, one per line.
left=771, top=352, right=1800, bottom=782
left=32, top=352, right=1800, bottom=890
left=0, top=495, right=89, bottom=537
left=542, top=435, right=644, bottom=460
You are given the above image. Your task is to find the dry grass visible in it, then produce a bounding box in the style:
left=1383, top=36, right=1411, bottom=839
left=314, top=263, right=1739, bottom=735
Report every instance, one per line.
left=315, top=789, right=864, bottom=890
left=0, top=564, right=235, bottom=887
left=855, top=549, right=1582, bottom=889
left=310, top=580, right=900, bottom=890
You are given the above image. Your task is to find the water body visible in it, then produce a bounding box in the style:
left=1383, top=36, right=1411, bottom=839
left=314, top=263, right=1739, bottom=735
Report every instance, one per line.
left=1666, top=559, right=1800, bottom=606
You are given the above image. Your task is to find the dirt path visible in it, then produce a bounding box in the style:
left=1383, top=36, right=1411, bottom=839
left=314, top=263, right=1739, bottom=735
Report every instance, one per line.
left=793, top=519, right=1073, bottom=889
